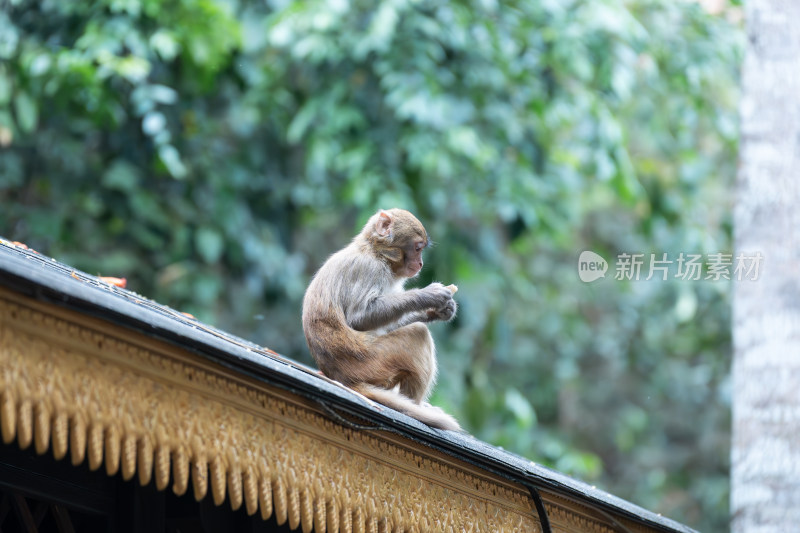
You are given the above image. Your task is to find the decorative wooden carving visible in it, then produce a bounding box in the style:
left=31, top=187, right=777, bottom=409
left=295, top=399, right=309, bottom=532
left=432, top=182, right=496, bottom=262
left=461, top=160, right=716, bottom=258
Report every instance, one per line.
left=0, top=288, right=654, bottom=533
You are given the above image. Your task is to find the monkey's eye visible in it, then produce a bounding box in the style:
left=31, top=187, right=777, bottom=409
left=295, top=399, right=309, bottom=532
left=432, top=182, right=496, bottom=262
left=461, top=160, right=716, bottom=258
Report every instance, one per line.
left=415, top=241, right=425, bottom=252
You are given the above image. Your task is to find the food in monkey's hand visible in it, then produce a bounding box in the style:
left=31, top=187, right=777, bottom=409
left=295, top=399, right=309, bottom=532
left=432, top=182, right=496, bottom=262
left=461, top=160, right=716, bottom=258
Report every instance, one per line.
left=446, top=284, right=458, bottom=294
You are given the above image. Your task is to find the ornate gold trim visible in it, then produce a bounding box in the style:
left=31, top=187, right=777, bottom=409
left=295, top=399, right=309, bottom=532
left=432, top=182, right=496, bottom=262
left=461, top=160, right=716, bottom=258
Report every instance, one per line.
left=0, top=288, right=542, bottom=532
left=0, top=287, right=661, bottom=533
left=544, top=492, right=653, bottom=533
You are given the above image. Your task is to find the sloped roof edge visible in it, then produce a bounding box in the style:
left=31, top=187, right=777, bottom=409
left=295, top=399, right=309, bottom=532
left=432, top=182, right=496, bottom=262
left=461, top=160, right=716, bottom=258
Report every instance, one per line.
left=0, top=241, right=696, bottom=533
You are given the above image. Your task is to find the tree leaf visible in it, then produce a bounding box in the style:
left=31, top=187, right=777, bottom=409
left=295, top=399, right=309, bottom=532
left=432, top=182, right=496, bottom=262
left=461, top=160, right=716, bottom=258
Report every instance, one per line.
left=195, top=227, right=224, bottom=264
left=13, top=91, right=37, bottom=133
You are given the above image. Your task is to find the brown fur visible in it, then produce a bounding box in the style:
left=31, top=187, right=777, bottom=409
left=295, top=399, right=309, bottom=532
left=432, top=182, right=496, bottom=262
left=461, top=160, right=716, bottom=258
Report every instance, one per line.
left=302, top=209, right=460, bottom=431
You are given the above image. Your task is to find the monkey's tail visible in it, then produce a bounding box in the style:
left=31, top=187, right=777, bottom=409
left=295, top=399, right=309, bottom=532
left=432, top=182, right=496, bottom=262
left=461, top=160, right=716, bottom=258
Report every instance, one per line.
left=352, top=383, right=462, bottom=432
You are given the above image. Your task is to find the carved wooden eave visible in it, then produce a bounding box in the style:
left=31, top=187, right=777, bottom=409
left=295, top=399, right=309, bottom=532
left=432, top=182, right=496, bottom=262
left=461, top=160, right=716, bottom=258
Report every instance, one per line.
left=0, top=241, right=696, bottom=533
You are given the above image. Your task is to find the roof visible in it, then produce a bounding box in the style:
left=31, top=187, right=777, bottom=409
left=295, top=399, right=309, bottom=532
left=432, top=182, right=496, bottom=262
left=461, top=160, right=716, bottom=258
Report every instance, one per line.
left=0, top=239, right=696, bottom=533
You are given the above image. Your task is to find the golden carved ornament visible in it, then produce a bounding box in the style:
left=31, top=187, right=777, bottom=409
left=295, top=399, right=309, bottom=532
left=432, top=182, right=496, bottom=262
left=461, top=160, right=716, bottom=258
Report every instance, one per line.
left=0, top=288, right=652, bottom=533
left=0, top=291, right=542, bottom=532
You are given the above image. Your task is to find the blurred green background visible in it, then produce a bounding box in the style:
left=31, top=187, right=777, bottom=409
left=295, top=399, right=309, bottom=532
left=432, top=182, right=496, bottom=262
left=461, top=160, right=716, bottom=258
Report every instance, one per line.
left=0, top=0, right=742, bottom=530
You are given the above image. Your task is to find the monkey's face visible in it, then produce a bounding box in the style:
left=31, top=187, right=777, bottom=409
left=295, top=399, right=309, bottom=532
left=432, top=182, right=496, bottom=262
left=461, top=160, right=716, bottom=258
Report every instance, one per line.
left=369, top=208, right=431, bottom=278
left=401, top=239, right=427, bottom=278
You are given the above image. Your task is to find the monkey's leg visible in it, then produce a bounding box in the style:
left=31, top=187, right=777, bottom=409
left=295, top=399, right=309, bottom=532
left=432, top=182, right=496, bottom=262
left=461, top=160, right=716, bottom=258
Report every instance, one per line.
left=370, top=323, right=436, bottom=403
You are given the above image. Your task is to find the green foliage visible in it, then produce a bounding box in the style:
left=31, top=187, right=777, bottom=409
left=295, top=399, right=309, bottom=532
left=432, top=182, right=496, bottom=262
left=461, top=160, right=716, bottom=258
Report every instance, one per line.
left=1, top=0, right=742, bottom=529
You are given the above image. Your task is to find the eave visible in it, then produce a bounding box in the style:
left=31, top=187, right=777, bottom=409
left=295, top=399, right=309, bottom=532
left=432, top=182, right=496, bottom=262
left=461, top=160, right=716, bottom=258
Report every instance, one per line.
left=0, top=240, right=696, bottom=533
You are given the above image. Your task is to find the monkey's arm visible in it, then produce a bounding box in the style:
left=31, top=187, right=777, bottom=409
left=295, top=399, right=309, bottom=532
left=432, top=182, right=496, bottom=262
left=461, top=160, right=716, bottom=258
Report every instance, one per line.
left=348, top=290, right=431, bottom=331
left=390, top=299, right=458, bottom=329
left=348, top=284, right=453, bottom=331
left=390, top=310, right=432, bottom=329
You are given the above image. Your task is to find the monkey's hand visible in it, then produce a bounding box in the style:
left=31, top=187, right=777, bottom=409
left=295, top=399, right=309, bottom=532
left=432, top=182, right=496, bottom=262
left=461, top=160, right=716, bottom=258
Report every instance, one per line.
left=423, top=283, right=457, bottom=322
left=426, top=298, right=457, bottom=322
left=420, top=282, right=455, bottom=308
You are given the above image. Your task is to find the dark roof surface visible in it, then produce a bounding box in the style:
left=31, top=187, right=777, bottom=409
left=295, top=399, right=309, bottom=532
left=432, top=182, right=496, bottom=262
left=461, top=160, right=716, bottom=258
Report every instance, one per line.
left=0, top=240, right=696, bottom=533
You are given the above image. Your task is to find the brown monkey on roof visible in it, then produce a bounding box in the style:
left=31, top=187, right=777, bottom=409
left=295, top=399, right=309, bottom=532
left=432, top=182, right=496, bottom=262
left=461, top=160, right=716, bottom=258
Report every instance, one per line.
left=302, top=208, right=460, bottom=431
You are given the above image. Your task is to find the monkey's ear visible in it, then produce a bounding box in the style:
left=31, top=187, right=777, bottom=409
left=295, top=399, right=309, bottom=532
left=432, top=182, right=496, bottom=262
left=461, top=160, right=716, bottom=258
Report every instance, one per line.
left=375, top=210, right=393, bottom=237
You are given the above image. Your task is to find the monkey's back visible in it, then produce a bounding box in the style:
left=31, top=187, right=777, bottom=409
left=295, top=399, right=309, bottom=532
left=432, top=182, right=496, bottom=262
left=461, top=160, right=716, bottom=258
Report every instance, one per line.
left=302, top=244, right=393, bottom=373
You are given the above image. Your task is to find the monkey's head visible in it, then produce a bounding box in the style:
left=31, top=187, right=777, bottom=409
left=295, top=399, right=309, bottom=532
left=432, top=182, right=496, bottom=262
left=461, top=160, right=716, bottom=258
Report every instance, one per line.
left=364, top=208, right=431, bottom=279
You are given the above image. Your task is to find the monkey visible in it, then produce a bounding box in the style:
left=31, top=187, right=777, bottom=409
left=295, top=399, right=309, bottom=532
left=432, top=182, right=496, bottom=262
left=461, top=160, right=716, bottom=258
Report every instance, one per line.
left=302, top=208, right=461, bottom=431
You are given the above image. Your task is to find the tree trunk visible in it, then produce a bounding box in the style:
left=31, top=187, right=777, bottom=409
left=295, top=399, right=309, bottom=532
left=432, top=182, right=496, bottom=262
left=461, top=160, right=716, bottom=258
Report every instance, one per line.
left=732, top=1, right=800, bottom=531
